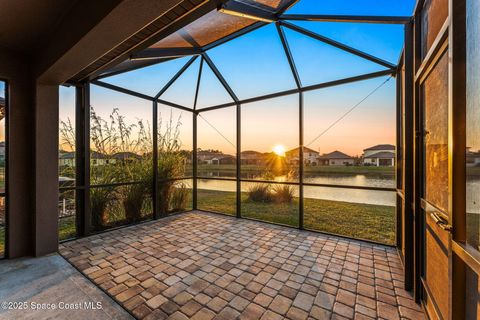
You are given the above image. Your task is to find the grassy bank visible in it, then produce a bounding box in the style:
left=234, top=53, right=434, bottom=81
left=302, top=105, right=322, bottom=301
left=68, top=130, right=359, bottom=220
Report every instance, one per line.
left=198, top=164, right=395, bottom=175
left=198, top=189, right=395, bottom=245
left=59, top=216, right=77, bottom=241
left=0, top=188, right=394, bottom=255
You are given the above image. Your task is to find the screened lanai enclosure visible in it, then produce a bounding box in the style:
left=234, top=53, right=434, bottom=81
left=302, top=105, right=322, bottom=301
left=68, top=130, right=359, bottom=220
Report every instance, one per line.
left=57, top=0, right=408, bottom=247
left=5, top=0, right=480, bottom=319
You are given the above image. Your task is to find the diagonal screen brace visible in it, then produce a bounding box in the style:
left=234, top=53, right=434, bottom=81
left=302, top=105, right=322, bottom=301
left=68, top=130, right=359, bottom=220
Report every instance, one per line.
left=218, top=0, right=277, bottom=23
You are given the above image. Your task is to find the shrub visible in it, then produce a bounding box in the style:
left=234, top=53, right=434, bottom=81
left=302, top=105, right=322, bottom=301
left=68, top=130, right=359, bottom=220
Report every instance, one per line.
left=121, top=157, right=152, bottom=223
left=170, top=183, right=190, bottom=212
left=90, top=186, right=116, bottom=228
left=247, top=184, right=273, bottom=203
left=157, top=152, right=186, bottom=216
left=247, top=184, right=295, bottom=204
left=122, top=183, right=146, bottom=223
left=61, top=106, right=188, bottom=223
left=157, top=111, right=187, bottom=216
left=272, top=184, right=295, bottom=203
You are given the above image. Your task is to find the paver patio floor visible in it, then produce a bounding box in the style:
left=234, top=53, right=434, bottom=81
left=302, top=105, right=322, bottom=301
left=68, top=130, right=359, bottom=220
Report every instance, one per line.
left=60, top=211, right=424, bottom=320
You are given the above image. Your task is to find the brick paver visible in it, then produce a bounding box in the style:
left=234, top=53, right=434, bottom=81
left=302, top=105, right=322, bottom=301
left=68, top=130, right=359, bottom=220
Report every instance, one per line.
left=60, top=211, right=424, bottom=319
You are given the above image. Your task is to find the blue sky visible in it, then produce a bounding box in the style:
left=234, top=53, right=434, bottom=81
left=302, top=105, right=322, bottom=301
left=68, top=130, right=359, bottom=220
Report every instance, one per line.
left=288, top=0, right=416, bottom=17
left=60, top=0, right=416, bottom=155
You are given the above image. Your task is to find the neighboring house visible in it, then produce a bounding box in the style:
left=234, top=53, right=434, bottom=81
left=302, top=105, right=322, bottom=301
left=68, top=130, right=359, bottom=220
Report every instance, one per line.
left=285, top=147, right=320, bottom=166
left=362, top=144, right=396, bottom=166
left=90, top=151, right=108, bottom=166
left=201, top=155, right=235, bottom=165
left=241, top=150, right=266, bottom=165
left=211, top=155, right=235, bottom=165
left=197, top=150, right=235, bottom=165
left=59, top=151, right=75, bottom=167
left=112, top=152, right=142, bottom=163
left=62, top=151, right=143, bottom=167
left=467, top=148, right=480, bottom=167
left=318, top=150, right=355, bottom=166
left=197, top=150, right=224, bottom=163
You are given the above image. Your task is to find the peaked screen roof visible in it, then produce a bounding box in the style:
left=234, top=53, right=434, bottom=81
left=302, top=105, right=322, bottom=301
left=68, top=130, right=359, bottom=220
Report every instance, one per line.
left=95, top=0, right=406, bottom=111
left=151, top=0, right=296, bottom=50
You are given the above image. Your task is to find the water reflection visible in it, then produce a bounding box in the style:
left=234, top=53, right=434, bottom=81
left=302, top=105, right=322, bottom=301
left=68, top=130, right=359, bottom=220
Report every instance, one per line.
left=197, top=178, right=395, bottom=206
left=197, top=170, right=395, bottom=188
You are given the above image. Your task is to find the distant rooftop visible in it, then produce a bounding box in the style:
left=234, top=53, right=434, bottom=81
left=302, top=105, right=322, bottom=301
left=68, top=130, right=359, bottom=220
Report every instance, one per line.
left=364, top=144, right=395, bottom=151
left=318, top=150, right=353, bottom=159
left=364, top=151, right=395, bottom=159
left=286, top=147, right=318, bottom=154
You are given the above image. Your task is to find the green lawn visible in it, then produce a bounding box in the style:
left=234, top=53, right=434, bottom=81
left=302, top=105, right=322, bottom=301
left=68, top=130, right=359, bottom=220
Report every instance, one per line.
left=59, top=216, right=77, bottom=241
left=198, top=189, right=395, bottom=245
left=0, top=188, right=394, bottom=255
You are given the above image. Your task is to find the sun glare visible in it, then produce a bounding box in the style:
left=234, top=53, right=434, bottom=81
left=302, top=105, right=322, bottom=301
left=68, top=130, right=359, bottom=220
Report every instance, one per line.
left=273, top=145, right=286, bottom=156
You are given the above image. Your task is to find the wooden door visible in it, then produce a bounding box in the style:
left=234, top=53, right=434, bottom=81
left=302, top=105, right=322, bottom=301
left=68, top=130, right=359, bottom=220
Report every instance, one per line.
left=420, top=49, right=451, bottom=320
left=413, top=0, right=451, bottom=319
left=412, top=0, right=480, bottom=319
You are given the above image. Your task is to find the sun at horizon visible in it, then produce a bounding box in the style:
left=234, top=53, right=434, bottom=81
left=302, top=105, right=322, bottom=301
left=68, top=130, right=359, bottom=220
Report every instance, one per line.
left=273, top=145, right=286, bottom=157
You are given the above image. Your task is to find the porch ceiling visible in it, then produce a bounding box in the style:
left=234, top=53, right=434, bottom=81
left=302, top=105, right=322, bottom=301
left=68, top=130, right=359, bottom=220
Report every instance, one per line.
left=0, top=0, right=78, bottom=53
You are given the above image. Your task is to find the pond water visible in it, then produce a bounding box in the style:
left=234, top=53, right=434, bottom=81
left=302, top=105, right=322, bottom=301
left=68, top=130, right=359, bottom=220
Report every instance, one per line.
left=198, top=170, right=395, bottom=186
left=197, top=172, right=397, bottom=206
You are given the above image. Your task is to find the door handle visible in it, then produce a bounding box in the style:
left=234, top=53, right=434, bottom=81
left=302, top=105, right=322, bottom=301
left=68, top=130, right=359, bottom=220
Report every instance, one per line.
left=429, top=212, right=452, bottom=232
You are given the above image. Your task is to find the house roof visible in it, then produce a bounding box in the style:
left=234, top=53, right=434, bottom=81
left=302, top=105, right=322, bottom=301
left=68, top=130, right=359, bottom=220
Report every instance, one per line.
left=241, top=150, right=262, bottom=155
left=112, top=152, right=141, bottom=160
left=200, top=155, right=216, bottom=160
left=60, top=151, right=75, bottom=159
left=198, top=150, right=222, bottom=155
left=286, top=147, right=318, bottom=155
left=318, top=151, right=353, bottom=160
left=91, top=151, right=107, bottom=159
left=212, top=155, right=235, bottom=160
left=364, top=144, right=395, bottom=151
left=364, top=151, right=395, bottom=159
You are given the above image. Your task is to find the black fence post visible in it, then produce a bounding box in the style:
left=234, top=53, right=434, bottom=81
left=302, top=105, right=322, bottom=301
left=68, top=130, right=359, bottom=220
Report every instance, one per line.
left=153, top=100, right=158, bottom=219
left=193, top=112, right=198, bottom=210
left=75, top=83, right=91, bottom=236
left=236, top=103, right=241, bottom=218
